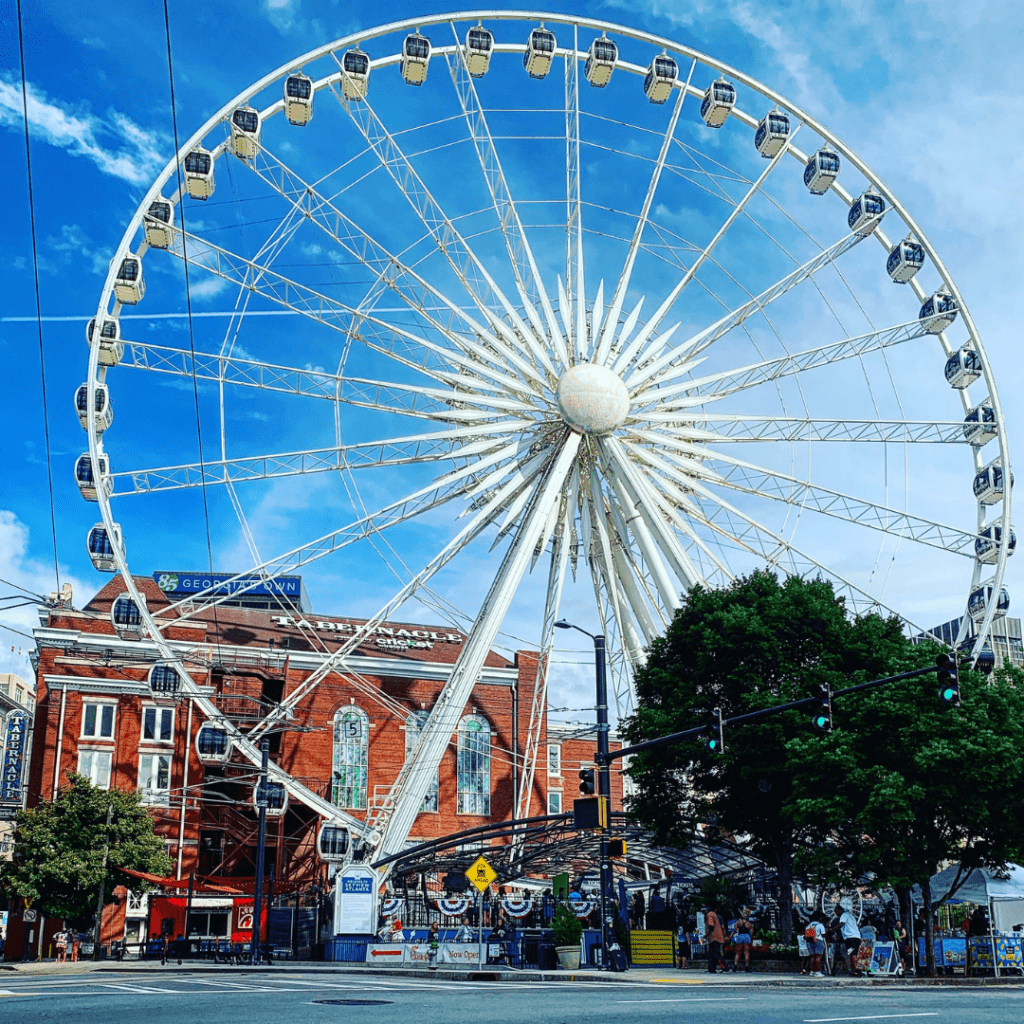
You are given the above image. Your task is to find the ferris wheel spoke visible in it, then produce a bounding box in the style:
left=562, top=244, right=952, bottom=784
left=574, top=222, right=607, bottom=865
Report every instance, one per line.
left=595, top=65, right=696, bottom=367
left=330, top=84, right=544, bottom=373
left=246, top=146, right=543, bottom=393
left=107, top=423, right=529, bottom=497
left=688, top=416, right=970, bottom=444
left=616, top=226, right=867, bottom=387
left=564, top=26, right=583, bottom=355
left=634, top=318, right=929, bottom=412
left=445, top=31, right=567, bottom=372
left=377, top=432, right=581, bottom=857
left=589, top=518, right=651, bottom=666
left=614, top=124, right=802, bottom=383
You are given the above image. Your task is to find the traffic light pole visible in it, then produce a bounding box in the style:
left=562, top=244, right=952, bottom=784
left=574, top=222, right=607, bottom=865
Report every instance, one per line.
left=251, top=737, right=269, bottom=966
left=593, top=633, right=613, bottom=970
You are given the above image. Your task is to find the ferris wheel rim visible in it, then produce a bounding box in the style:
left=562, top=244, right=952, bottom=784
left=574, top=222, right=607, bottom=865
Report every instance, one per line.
left=81, top=12, right=1011, bottom=854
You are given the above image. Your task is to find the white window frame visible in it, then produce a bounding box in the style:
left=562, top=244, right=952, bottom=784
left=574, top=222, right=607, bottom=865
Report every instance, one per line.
left=332, top=705, right=369, bottom=810
left=138, top=752, right=172, bottom=806
left=81, top=701, right=117, bottom=740
left=77, top=748, right=112, bottom=789
left=142, top=705, right=175, bottom=744
left=405, top=711, right=439, bottom=813
left=457, top=714, right=491, bottom=816
left=547, top=743, right=561, bottom=775
left=547, top=790, right=562, bottom=815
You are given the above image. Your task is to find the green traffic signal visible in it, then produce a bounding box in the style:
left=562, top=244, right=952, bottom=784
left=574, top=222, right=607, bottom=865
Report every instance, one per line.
left=810, top=683, right=833, bottom=732
left=704, top=707, right=726, bottom=753
left=936, top=653, right=961, bottom=706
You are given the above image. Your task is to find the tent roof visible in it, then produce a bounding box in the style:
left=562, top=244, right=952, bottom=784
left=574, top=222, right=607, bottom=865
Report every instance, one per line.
left=929, top=863, right=1024, bottom=903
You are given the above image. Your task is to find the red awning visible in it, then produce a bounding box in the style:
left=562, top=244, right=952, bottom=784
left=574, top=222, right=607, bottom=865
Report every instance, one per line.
left=117, top=867, right=244, bottom=894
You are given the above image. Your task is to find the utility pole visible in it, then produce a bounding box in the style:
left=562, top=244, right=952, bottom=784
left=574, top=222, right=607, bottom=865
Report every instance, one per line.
left=251, top=737, right=269, bottom=965
left=93, top=800, right=113, bottom=960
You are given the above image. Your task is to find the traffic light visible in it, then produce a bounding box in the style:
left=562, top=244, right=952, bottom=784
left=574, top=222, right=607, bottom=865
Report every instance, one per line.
left=810, top=682, right=833, bottom=732
left=607, top=838, right=627, bottom=858
left=704, top=707, right=725, bottom=754
left=936, top=653, right=961, bottom=706
left=579, top=768, right=596, bottom=795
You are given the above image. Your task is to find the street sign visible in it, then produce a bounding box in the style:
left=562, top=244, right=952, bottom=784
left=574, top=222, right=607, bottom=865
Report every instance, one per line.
left=465, top=854, right=497, bottom=893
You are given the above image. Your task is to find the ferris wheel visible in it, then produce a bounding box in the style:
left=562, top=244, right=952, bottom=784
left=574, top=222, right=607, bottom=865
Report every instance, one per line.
left=80, top=11, right=1012, bottom=862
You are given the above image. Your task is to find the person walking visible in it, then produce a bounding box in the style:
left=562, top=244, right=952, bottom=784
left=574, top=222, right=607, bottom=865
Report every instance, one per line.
left=838, top=904, right=864, bottom=977
left=729, top=910, right=754, bottom=972
left=70, top=932, right=82, bottom=962
left=675, top=916, right=691, bottom=970
left=55, top=928, right=68, bottom=964
left=703, top=905, right=728, bottom=974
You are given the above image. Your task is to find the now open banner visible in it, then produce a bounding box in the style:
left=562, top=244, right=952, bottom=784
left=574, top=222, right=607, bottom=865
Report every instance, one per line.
left=365, top=943, right=482, bottom=966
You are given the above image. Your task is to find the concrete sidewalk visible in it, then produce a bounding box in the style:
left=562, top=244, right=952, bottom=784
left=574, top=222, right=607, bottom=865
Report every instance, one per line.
left=4, top=958, right=1024, bottom=987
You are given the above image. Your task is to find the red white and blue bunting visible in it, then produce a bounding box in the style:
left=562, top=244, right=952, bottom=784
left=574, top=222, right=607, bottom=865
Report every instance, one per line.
left=570, top=900, right=596, bottom=918
left=500, top=897, right=534, bottom=918
left=381, top=898, right=403, bottom=918
left=436, top=897, right=472, bottom=917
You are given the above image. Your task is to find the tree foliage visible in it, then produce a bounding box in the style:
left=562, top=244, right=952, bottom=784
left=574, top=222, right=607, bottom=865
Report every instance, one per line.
left=0, top=774, right=172, bottom=921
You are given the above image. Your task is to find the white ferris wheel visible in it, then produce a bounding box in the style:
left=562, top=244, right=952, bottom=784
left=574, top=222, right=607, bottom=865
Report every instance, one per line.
left=80, top=11, right=1013, bottom=863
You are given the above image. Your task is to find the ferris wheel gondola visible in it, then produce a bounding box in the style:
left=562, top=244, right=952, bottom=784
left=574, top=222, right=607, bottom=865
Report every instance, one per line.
left=523, top=25, right=556, bottom=79
left=86, top=316, right=122, bottom=367
left=340, top=48, right=370, bottom=100
left=143, top=200, right=174, bottom=249
left=643, top=52, right=678, bottom=104
left=230, top=107, right=261, bottom=158
left=284, top=72, right=314, bottom=124
left=75, top=382, right=113, bottom=434
left=401, top=32, right=431, bottom=85
left=584, top=34, right=617, bottom=87
left=87, top=523, right=122, bottom=572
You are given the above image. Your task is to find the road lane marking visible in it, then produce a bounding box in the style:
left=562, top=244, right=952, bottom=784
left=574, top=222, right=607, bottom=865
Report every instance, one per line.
left=804, top=1015, right=939, bottom=1022
left=616, top=997, right=750, bottom=1003
left=101, top=984, right=182, bottom=994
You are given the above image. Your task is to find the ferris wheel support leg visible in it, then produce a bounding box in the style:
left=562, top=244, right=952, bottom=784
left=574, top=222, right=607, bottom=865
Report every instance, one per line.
left=375, top=432, right=582, bottom=864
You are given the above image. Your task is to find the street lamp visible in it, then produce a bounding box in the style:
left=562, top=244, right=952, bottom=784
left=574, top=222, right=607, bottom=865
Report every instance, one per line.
left=554, top=619, right=612, bottom=969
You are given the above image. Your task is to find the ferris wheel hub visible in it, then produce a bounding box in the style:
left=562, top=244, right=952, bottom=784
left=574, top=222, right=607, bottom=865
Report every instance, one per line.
left=556, top=363, right=630, bottom=435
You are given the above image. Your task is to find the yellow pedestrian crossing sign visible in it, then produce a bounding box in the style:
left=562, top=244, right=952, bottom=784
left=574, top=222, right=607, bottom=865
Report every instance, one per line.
left=466, top=854, right=497, bottom=892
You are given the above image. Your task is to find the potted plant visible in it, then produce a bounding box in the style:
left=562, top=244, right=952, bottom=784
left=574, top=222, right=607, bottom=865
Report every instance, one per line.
left=551, top=902, right=583, bottom=970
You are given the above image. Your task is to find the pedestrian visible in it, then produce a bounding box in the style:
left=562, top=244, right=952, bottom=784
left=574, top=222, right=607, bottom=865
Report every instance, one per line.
left=729, top=910, right=754, bottom=972
left=807, top=913, right=827, bottom=977
left=676, top=917, right=691, bottom=970
left=428, top=920, right=440, bottom=970
left=797, top=921, right=811, bottom=975
left=55, top=928, right=68, bottom=964
left=633, top=889, right=646, bottom=930
left=894, top=921, right=909, bottom=974
left=703, top=905, right=728, bottom=974
left=455, top=916, right=474, bottom=943
left=389, top=918, right=405, bottom=943
left=71, top=932, right=82, bottom=962
left=838, top=904, right=864, bottom=977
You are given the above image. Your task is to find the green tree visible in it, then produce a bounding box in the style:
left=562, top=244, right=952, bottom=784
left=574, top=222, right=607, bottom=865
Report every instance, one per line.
left=789, top=642, right=1024, bottom=975
left=0, top=774, right=172, bottom=921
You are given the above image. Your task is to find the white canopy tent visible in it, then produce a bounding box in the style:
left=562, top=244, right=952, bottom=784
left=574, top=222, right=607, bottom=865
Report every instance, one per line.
left=929, top=863, right=1024, bottom=933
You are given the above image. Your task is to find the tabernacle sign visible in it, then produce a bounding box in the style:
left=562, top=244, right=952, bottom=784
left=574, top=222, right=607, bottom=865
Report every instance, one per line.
left=336, top=866, right=377, bottom=935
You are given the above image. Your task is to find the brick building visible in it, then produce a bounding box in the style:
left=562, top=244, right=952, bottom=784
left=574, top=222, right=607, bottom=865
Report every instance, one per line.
left=25, top=573, right=625, bottom=949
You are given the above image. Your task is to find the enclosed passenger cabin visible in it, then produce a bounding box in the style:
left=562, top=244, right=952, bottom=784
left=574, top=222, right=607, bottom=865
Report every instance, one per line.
left=75, top=452, right=111, bottom=502
left=144, top=200, right=174, bottom=249
left=114, top=254, right=145, bottom=305
left=75, top=382, right=113, bottom=434
left=229, top=107, right=261, bottom=159
left=644, top=53, right=678, bottom=104
left=86, top=317, right=123, bottom=367
left=111, top=593, right=146, bottom=637
left=804, top=146, right=840, bottom=194
left=847, top=191, right=886, bottom=236
left=87, top=523, right=122, bottom=572
left=963, top=404, right=997, bottom=446
left=886, top=237, right=925, bottom=284
left=584, top=35, right=617, bottom=88
left=317, top=823, right=350, bottom=862
left=976, top=525, right=1016, bottom=564
left=523, top=25, right=556, bottom=79
left=401, top=32, right=431, bottom=85
left=184, top=147, right=215, bottom=200
left=754, top=108, right=791, bottom=158
left=254, top=780, right=288, bottom=817
left=340, top=48, right=370, bottom=100
left=196, top=724, right=231, bottom=764
left=700, top=77, right=736, bottom=128
left=944, top=348, right=982, bottom=389
left=284, top=73, right=314, bottom=125
left=968, top=583, right=1010, bottom=621
left=973, top=463, right=1012, bottom=504
left=149, top=664, right=182, bottom=696
left=919, top=290, right=958, bottom=334
left=464, top=24, right=494, bottom=78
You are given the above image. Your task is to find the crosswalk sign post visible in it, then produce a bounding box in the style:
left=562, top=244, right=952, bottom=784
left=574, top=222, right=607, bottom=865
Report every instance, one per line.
left=465, top=855, right=497, bottom=967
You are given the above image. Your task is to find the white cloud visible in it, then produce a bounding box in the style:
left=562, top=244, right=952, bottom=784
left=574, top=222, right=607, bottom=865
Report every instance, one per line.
left=262, top=0, right=300, bottom=31
left=187, top=275, right=231, bottom=301
left=0, top=76, right=167, bottom=184
left=0, top=510, right=89, bottom=679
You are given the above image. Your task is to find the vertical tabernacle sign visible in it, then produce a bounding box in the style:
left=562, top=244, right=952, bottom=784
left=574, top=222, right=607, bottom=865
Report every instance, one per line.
left=335, top=865, right=378, bottom=935
left=1, top=711, right=28, bottom=805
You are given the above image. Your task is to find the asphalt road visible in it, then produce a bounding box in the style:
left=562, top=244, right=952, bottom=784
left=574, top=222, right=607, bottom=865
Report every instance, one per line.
left=2, top=970, right=1024, bottom=1024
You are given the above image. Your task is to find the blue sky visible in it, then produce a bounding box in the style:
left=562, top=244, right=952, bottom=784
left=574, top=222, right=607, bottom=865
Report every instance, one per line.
left=2, top=1, right=1021, bottom=719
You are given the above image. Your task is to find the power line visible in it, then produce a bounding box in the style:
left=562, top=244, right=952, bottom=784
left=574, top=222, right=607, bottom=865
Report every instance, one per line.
left=15, top=0, right=61, bottom=594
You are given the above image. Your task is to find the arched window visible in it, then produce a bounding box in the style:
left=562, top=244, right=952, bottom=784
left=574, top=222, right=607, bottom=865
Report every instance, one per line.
left=457, top=714, right=490, bottom=816
left=332, top=706, right=368, bottom=810
left=405, top=711, right=439, bottom=813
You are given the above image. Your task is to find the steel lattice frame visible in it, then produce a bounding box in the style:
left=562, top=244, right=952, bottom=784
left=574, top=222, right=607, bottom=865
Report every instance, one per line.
left=83, top=11, right=1012, bottom=867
